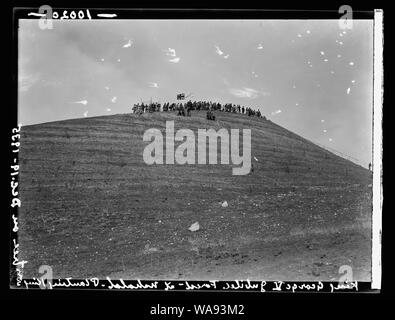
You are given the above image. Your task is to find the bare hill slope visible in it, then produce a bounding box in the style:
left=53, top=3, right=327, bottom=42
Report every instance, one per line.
left=18, top=111, right=372, bottom=280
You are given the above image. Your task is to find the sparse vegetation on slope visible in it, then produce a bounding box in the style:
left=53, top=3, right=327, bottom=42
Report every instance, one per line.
left=18, top=111, right=372, bottom=280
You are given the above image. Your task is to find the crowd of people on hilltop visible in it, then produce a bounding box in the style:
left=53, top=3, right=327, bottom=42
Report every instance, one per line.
left=131, top=100, right=266, bottom=120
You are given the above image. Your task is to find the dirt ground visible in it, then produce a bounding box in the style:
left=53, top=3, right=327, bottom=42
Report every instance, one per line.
left=108, top=228, right=371, bottom=281
left=16, top=111, right=373, bottom=282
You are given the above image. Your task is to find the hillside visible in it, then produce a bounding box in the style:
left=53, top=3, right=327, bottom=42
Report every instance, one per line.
left=17, top=111, right=372, bottom=281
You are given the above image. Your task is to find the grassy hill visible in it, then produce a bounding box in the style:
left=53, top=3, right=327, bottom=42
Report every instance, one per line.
left=17, top=111, right=372, bottom=280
